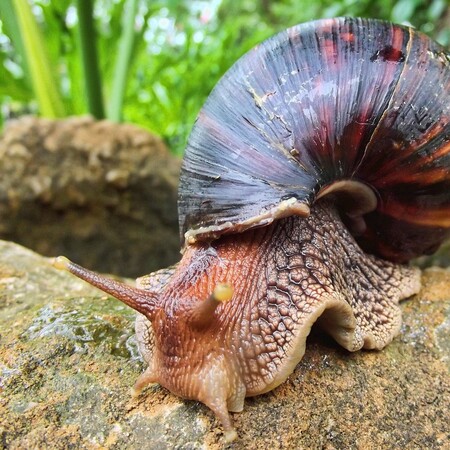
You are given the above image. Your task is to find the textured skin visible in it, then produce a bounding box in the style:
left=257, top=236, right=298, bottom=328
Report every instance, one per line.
left=179, top=17, right=450, bottom=261
left=133, top=201, right=420, bottom=425
left=135, top=267, right=176, bottom=374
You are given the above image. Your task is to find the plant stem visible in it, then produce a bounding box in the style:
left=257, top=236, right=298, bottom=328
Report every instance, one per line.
left=76, top=0, right=105, bottom=119
left=11, top=0, right=65, bottom=117
left=107, top=0, right=139, bottom=122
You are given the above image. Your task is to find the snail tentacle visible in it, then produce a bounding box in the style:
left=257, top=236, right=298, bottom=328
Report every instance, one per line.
left=131, top=366, right=158, bottom=397
left=53, top=257, right=161, bottom=320
left=189, top=282, right=234, bottom=329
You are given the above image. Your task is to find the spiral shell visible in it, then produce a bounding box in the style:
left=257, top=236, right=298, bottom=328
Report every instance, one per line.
left=178, top=17, right=450, bottom=262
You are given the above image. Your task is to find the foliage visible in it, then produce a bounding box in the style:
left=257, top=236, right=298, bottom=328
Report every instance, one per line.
left=76, top=0, right=105, bottom=119
left=0, top=0, right=65, bottom=117
left=0, top=0, right=448, bottom=155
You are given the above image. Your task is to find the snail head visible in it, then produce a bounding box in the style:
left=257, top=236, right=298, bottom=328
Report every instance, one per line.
left=53, top=252, right=243, bottom=441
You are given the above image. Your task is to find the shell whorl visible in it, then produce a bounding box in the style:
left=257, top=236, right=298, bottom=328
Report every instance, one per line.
left=178, top=17, right=450, bottom=262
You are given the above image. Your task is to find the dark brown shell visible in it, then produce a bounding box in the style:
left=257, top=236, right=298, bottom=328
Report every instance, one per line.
left=178, top=17, right=450, bottom=262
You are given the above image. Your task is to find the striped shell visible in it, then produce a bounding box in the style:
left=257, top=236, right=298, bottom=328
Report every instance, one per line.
left=179, top=17, right=450, bottom=262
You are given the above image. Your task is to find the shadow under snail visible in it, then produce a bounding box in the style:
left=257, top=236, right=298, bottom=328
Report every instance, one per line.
left=54, top=17, right=450, bottom=442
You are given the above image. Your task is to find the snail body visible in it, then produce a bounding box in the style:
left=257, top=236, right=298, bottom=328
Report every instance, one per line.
left=55, top=18, right=450, bottom=441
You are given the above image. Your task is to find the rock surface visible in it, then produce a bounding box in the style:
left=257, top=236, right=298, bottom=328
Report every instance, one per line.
left=0, top=116, right=181, bottom=278
left=0, top=240, right=449, bottom=449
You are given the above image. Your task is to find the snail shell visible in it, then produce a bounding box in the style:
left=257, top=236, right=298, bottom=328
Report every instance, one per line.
left=179, top=17, right=450, bottom=261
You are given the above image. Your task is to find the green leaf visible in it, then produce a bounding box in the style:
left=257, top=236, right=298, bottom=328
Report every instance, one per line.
left=107, top=0, right=140, bottom=122
left=391, top=0, right=420, bottom=23
left=11, top=0, right=65, bottom=117
left=0, top=0, right=30, bottom=85
left=76, top=0, right=105, bottom=119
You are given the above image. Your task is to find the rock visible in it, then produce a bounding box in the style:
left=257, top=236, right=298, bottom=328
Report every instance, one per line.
left=0, top=116, right=181, bottom=278
left=0, top=240, right=449, bottom=449
left=415, top=240, right=450, bottom=269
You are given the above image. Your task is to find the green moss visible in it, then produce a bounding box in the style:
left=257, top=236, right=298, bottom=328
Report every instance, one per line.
left=21, top=297, right=139, bottom=359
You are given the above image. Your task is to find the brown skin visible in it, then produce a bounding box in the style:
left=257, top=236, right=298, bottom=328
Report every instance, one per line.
left=55, top=201, right=421, bottom=441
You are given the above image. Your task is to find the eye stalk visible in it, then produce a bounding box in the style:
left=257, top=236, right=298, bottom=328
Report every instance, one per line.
left=52, top=256, right=161, bottom=321
left=189, top=282, right=234, bottom=329
left=212, top=283, right=234, bottom=302
left=53, top=255, right=72, bottom=270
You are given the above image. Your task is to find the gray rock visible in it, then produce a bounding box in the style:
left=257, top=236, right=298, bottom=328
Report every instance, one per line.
left=0, top=116, right=181, bottom=278
left=0, top=240, right=449, bottom=449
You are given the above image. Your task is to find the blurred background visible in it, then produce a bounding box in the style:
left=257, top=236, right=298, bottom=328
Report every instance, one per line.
left=0, top=0, right=449, bottom=155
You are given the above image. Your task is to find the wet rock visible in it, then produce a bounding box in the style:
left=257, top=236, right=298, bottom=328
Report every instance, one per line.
left=0, top=240, right=449, bottom=449
left=0, top=116, right=181, bottom=278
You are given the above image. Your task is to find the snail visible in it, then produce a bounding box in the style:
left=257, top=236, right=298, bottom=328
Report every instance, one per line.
left=53, top=17, right=450, bottom=442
